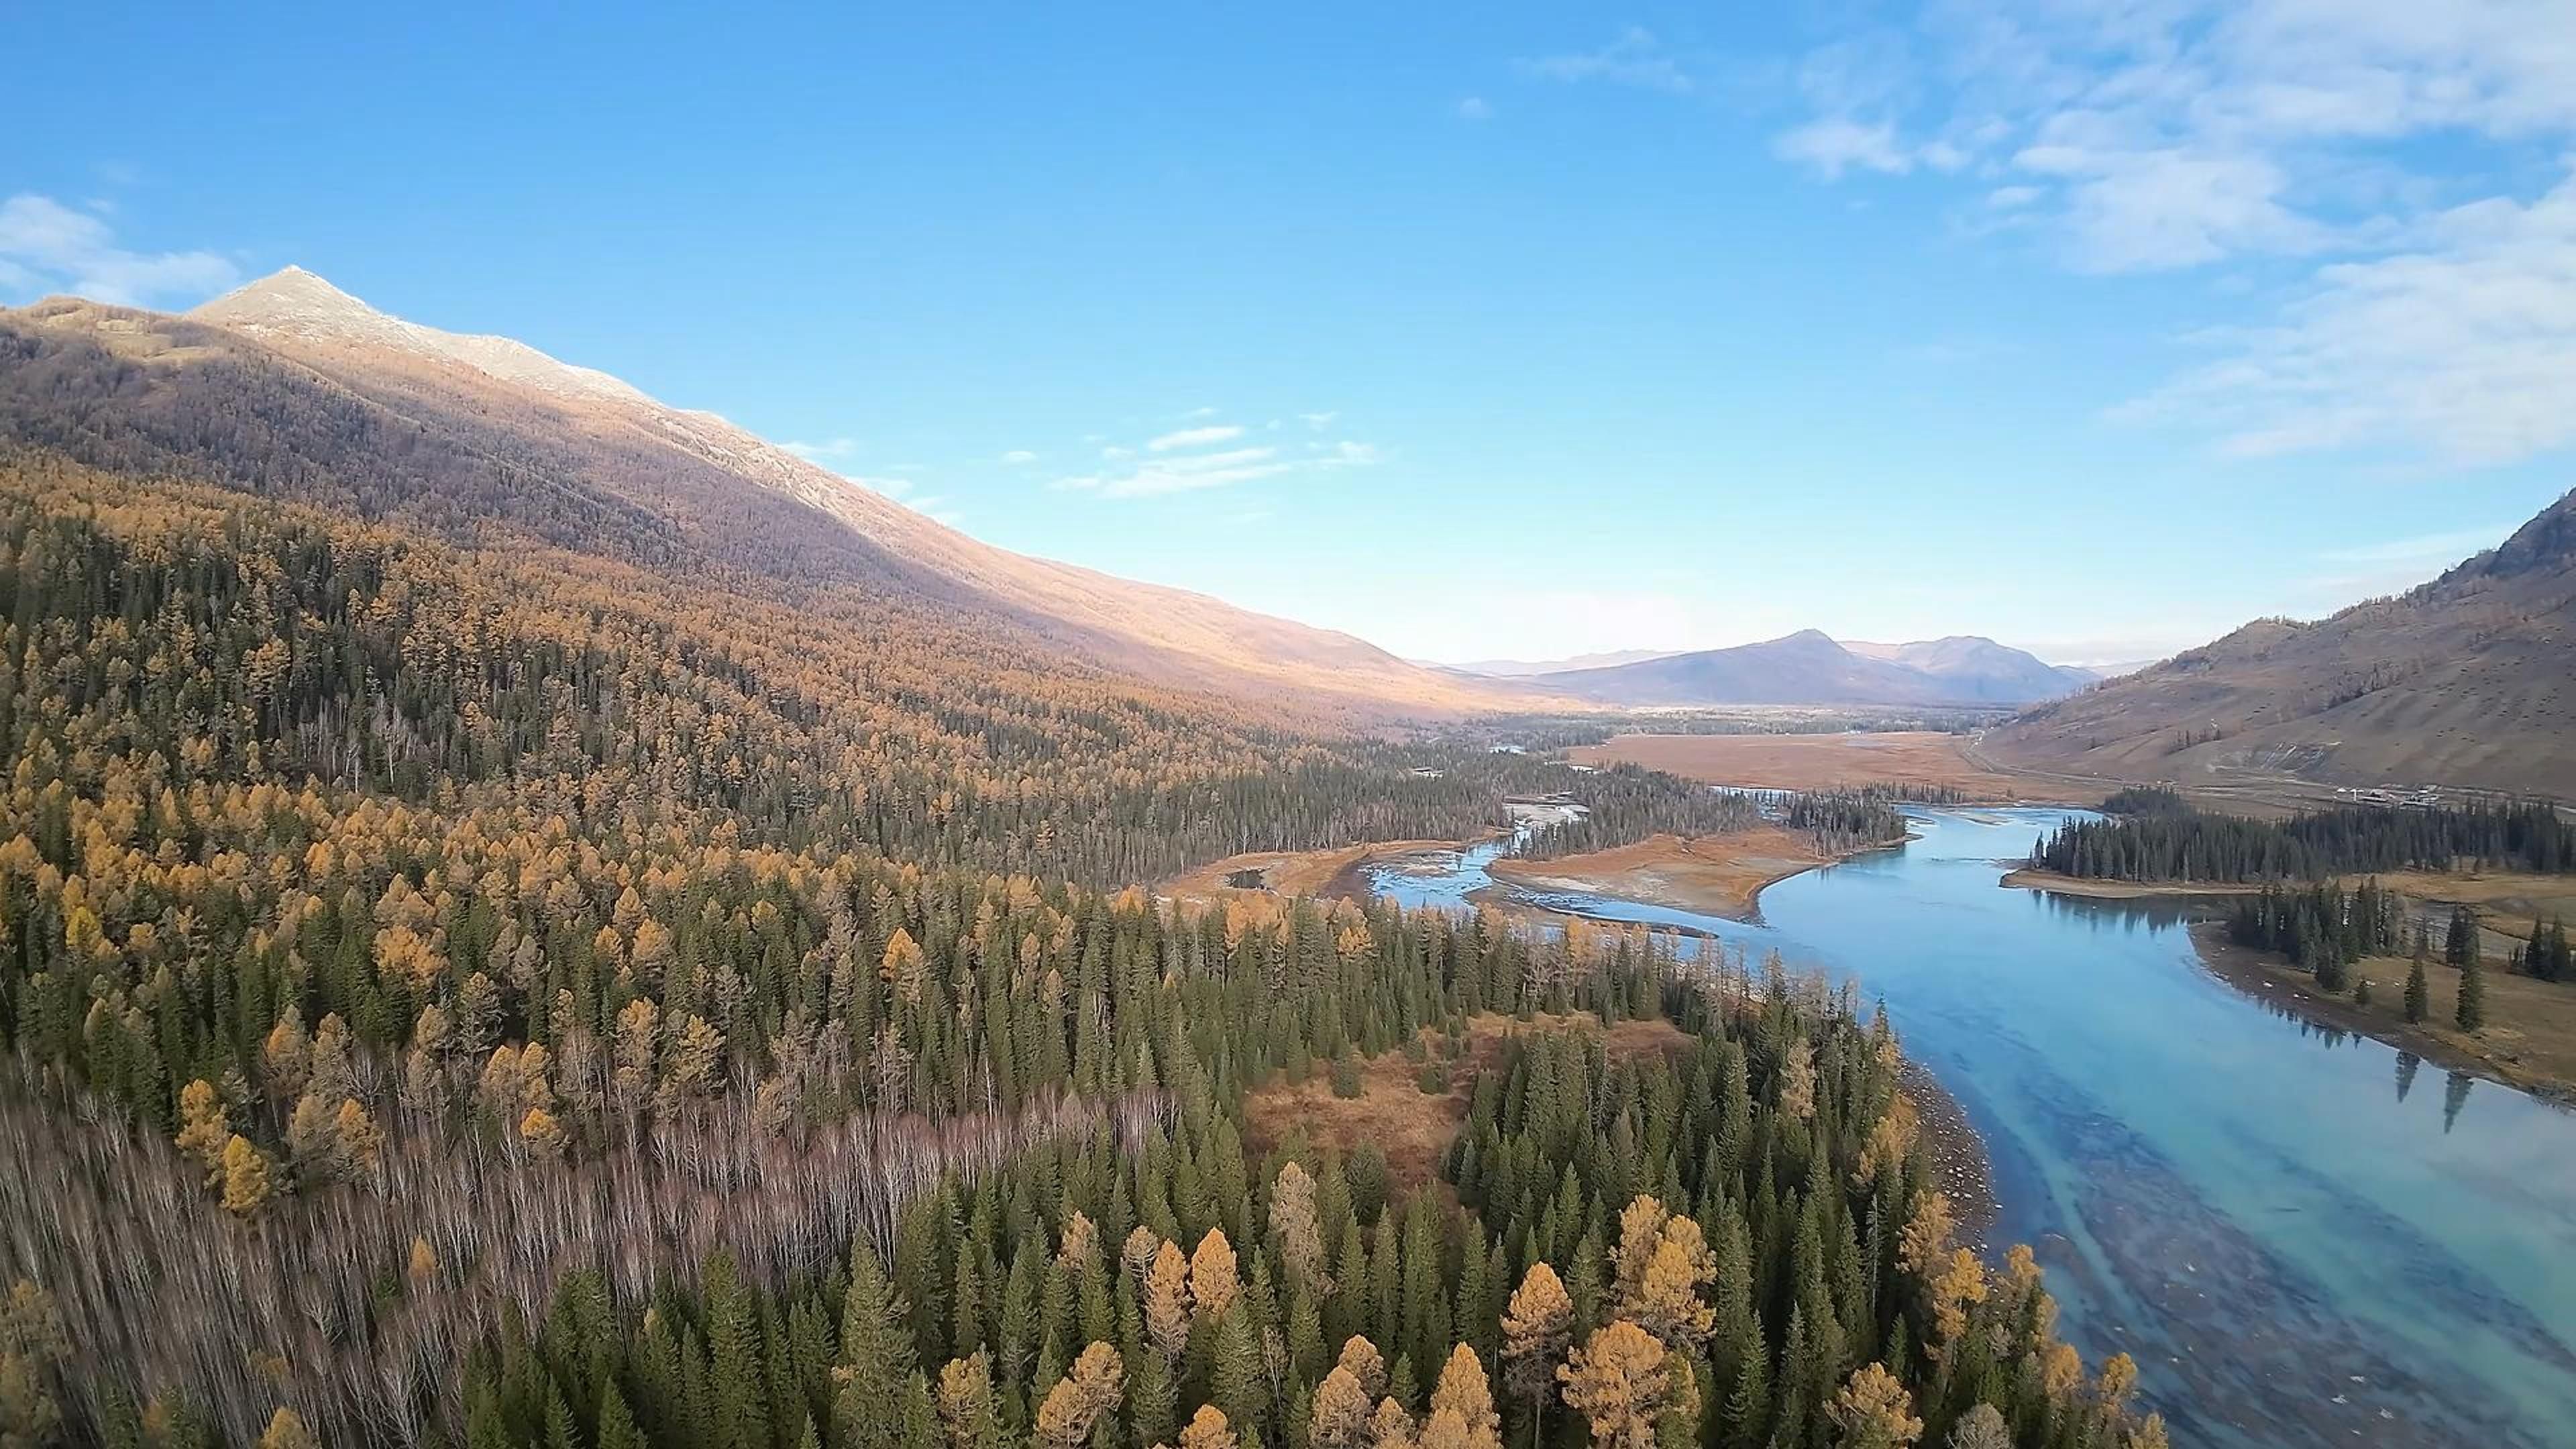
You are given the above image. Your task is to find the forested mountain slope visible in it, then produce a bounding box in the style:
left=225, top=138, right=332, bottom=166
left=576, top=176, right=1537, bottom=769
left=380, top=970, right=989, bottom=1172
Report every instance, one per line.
left=0, top=281, right=2151, bottom=1449
left=1986, top=488, right=2576, bottom=799
left=1, top=270, right=1509, bottom=719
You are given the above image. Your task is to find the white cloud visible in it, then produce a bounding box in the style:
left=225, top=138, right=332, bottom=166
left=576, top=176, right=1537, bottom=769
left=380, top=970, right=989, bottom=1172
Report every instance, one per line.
left=1457, top=97, right=1495, bottom=121
left=782, top=437, right=861, bottom=462
left=1146, top=424, right=1244, bottom=451
left=1519, top=27, right=1695, bottom=94
left=1054, top=419, right=1380, bottom=500
left=0, top=194, right=237, bottom=307
left=999, top=449, right=1038, bottom=465
left=2118, top=168, right=2576, bottom=463
left=1297, top=411, right=1338, bottom=429
left=1775, top=118, right=1923, bottom=178
left=1758, top=0, right=2576, bottom=463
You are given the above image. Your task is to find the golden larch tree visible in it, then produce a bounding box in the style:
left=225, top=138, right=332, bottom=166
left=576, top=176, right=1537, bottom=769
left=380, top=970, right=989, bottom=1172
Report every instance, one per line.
left=1557, top=1321, right=1670, bottom=1449
left=1501, top=1261, right=1574, bottom=1432
left=1032, top=1340, right=1122, bottom=1449
left=1826, top=1363, right=1922, bottom=1449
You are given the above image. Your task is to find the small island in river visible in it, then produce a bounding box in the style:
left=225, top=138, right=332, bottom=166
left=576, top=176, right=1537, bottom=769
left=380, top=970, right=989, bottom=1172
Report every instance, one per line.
left=1487, top=825, right=1908, bottom=922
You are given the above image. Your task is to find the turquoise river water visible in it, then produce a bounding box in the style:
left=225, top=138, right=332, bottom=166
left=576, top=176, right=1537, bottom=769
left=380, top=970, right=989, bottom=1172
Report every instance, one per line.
left=1360, top=807, right=2576, bottom=1449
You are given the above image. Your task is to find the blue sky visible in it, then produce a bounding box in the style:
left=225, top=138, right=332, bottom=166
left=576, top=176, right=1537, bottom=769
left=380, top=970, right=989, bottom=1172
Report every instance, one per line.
left=7, top=3, right=2573, bottom=665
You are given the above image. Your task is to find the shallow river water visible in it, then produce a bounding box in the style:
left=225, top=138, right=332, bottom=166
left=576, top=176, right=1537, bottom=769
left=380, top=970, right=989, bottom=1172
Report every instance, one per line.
left=1361, top=807, right=2576, bottom=1449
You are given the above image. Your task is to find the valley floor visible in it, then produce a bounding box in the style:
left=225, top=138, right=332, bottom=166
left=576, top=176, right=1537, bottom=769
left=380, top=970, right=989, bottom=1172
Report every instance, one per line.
left=1572, top=730, right=2096, bottom=802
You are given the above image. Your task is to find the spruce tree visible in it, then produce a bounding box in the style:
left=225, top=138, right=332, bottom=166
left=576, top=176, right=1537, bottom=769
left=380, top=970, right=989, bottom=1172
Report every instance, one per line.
left=836, top=1246, right=918, bottom=1448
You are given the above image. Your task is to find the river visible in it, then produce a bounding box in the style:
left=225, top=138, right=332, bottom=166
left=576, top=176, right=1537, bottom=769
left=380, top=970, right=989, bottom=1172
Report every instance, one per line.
left=1360, top=806, right=2576, bottom=1449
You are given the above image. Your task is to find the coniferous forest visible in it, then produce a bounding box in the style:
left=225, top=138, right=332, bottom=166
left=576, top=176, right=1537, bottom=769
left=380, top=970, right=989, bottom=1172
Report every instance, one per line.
left=2028, top=801, right=2576, bottom=884
left=0, top=438, right=2165, bottom=1449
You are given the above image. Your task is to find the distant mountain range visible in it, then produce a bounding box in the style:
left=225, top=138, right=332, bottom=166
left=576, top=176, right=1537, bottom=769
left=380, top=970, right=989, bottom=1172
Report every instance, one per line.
left=1987, top=486, right=2576, bottom=799
left=1518, top=631, right=2097, bottom=708
left=1439, top=649, right=1678, bottom=678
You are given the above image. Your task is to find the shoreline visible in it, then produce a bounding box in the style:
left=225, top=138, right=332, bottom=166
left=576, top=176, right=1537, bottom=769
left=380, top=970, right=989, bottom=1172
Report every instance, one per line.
left=1486, top=828, right=1909, bottom=923
left=2000, top=867, right=2261, bottom=900
left=2186, top=921, right=2576, bottom=1106
left=1898, top=1055, right=2000, bottom=1245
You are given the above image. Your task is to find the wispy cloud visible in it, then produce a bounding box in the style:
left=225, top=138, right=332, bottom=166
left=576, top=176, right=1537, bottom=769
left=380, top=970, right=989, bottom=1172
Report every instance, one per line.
left=1519, top=27, right=1695, bottom=94
left=1756, top=0, right=2576, bottom=466
left=1055, top=415, right=1379, bottom=500
left=781, top=437, right=861, bottom=462
left=1456, top=97, right=1494, bottom=122
left=1146, top=424, right=1244, bottom=452
left=1773, top=118, right=1966, bottom=179
left=999, top=449, right=1038, bottom=465
left=0, top=194, right=237, bottom=307
left=2119, top=172, right=2576, bottom=464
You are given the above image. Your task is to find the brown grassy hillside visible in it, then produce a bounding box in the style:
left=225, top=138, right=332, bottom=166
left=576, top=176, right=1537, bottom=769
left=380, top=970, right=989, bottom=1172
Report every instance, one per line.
left=1985, top=489, right=2576, bottom=799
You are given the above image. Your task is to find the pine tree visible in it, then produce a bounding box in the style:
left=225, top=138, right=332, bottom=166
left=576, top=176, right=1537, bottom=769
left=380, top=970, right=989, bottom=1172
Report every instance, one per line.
left=596, top=1382, right=643, bottom=1449
left=2455, top=908, right=2488, bottom=1032
left=1719, top=1312, right=1769, bottom=1449
left=706, top=1252, right=771, bottom=1449
left=2404, top=937, right=2430, bottom=1024
left=836, top=1245, right=918, bottom=1448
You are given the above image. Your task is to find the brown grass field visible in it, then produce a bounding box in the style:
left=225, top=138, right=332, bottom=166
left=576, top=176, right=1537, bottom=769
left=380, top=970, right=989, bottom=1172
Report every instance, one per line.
left=1487, top=826, right=1893, bottom=922
left=1243, top=1012, right=1690, bottom=1191
left=1570, top=731, right=2094, bottom=802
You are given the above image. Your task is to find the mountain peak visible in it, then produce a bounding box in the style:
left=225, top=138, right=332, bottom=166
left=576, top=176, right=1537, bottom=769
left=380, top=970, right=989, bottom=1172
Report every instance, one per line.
left=191, top=266, right=384, bottom=331
left=2463, top=484, right=2576, bottom=582
left=189, top=265, right=650, bottom=409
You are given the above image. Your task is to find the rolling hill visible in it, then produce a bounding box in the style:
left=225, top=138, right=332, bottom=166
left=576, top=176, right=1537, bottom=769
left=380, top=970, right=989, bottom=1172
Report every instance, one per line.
left=0, top=267, right=1505, bottom=720
left=1984, top=487, right=2576, bottom=799
left=1529, top=629, right=2092, bottom=707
